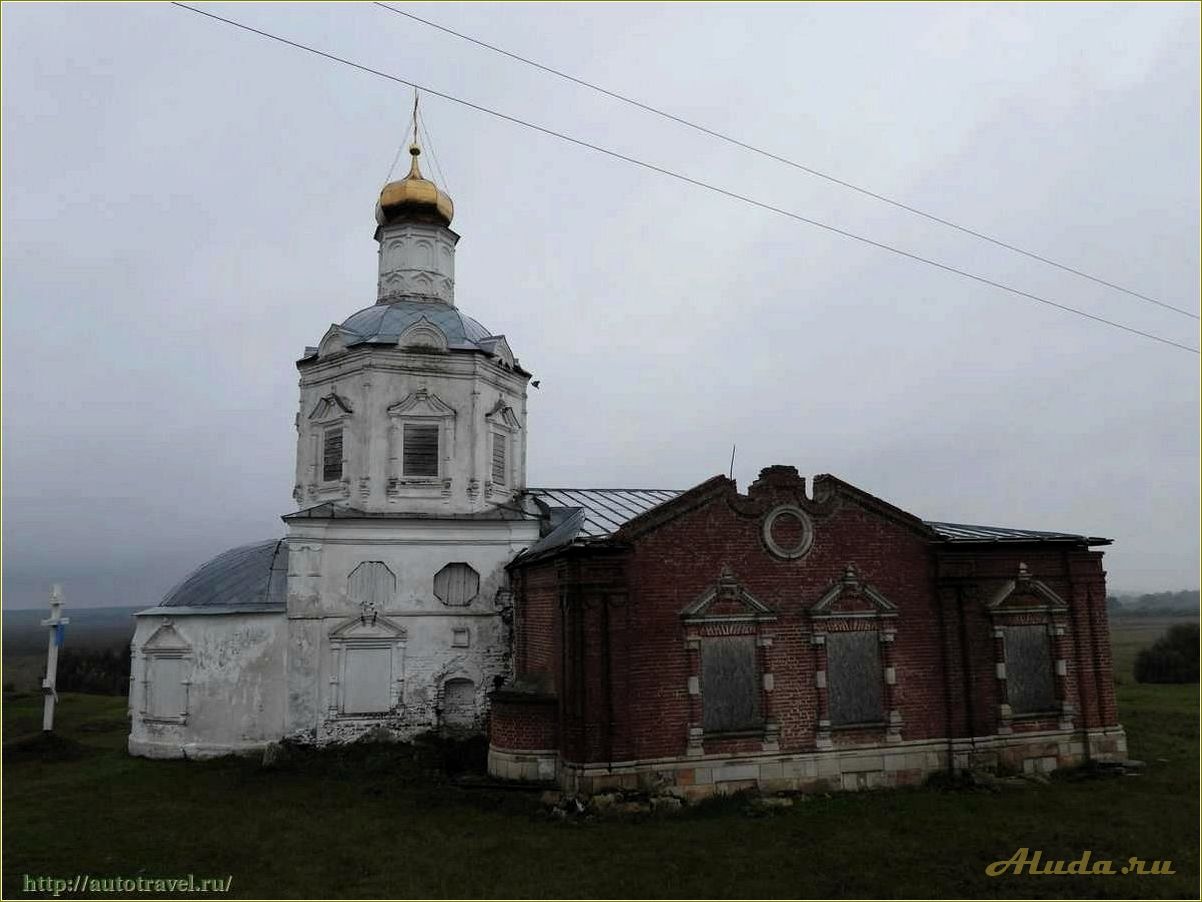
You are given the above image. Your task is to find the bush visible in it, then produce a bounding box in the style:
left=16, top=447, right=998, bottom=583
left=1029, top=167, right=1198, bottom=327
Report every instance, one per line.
left=53, top=646, right=131, bottom=696
left=1134, top=623, right=1199, bottom=684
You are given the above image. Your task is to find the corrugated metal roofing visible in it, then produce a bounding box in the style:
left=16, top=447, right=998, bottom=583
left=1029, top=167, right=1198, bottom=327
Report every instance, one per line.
left=158, top=539, right=289, bottom=609
left=924, top=521, right=1109, bottom=545
left=523, top=488, right=1107, bottom=547
left=525, top=488, right=682, bottom=539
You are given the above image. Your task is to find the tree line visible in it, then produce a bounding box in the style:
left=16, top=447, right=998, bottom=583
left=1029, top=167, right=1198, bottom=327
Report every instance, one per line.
left=1108, top=589, right=1199, bottom=618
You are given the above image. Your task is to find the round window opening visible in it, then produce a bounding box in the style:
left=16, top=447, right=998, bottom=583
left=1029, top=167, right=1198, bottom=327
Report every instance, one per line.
left=763, top=506, right=814, bottom=560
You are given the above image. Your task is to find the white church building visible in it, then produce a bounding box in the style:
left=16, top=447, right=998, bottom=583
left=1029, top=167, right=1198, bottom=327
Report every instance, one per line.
left=128, top=137, right=551, bottom=757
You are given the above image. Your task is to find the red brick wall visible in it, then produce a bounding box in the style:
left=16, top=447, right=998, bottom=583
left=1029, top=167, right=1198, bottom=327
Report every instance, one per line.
left=613, top=481, right=939, bottom=761
left=490, top=697, right=558, bottom=751
left=504, top=473, right=1116, bottom=765
left=936, top=547, right=1115, bottom=734
left=513, top=561, right=561, bottom=685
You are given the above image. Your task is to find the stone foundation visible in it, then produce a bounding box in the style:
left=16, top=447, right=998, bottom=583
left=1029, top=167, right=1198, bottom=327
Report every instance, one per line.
left=127, top=737, right=273, bottom=760
left=488, top=726, right=1127, bottom=798
left=487, top=746, right=558, bottom=782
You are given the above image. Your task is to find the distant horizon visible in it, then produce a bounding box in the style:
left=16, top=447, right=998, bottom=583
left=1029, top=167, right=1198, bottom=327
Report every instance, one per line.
left=2, top=587, right=1198, bottom=612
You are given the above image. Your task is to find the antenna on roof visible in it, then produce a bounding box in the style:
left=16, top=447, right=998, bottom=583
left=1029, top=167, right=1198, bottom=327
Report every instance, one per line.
left=729, top=444, right=736, bottom=480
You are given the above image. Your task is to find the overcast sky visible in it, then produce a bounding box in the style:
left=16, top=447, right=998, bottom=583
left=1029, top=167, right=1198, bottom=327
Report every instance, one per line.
left=3, top=2, right=1198, bottom=609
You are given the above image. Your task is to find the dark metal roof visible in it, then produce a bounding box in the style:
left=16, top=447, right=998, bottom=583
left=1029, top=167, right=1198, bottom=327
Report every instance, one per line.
left=525, top=488, right=683, bottom=539
left=925, top=521, right=1110, bottom=546
left=522, top=488, right=1109, bottom=549
left=158, top=539, right=289, bottom=610
left=522, top=507, right=589, bottom=557
left=301, top=298, right=495, bottom=359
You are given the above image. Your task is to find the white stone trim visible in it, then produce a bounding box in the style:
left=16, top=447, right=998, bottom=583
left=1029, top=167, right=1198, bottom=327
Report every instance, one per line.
left=762, top=505, right=814, bottom=560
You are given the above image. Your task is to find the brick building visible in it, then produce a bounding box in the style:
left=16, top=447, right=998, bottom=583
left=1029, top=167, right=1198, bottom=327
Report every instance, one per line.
left=126, top=122, right=1125, bottom=786
left=489, top=466, right=1126, bottom=797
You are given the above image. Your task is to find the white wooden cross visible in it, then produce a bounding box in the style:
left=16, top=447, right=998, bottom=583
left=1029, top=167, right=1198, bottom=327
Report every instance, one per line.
left=41, top=584, right=69, bottom=732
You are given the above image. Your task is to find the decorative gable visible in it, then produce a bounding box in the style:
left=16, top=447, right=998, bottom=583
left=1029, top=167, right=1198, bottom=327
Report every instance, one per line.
left=397, top=317, right=448, bottom=352
left=309, top=391, right=353, bottom=421
left=387, top=388, right=456, bottom=419
left=329, top=612, right=408, bottom=642
left=682, top=567, right=777, bottom=623
left=142, top=620, right=191, bottom=654
left=810, top=564, right=898, bottom=620
left=485, top=399, right=521, bottom=431
left=478, top=335, right=514, bottom=367
left=985, top=563, right=1067, bottom=613
left=318, top=324, right=348, bottom=358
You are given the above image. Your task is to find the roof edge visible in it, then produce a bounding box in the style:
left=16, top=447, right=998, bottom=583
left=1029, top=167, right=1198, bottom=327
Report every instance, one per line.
left=611, top=475, right=735, bottom=542
left=811, top=473, right=936, bottom=539
left=137, top=604, right=287, bottom=617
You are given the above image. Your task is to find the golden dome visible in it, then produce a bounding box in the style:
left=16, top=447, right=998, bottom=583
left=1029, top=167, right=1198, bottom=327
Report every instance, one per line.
left=376, top=145, right=454, bottom=227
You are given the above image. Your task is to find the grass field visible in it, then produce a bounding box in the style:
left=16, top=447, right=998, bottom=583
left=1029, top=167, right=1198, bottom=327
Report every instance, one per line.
left=2, top=621, right=1197, bottom=899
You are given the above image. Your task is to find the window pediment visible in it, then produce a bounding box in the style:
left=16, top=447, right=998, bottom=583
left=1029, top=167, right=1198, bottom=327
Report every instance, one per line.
left=986, top=563, right=1067, bottom=614
left=485, top=399, right=521, bottom=431
left=309, top=391, right=354, bottom=421
left=388, top=389, right=456, bottom=419
left=142, top=621, right=191, bottom=654
left=329, top=612, right=407, bottom=642
left=683, top=567, right=776, bottom=623
left=811, top=564, right=898, bottom=620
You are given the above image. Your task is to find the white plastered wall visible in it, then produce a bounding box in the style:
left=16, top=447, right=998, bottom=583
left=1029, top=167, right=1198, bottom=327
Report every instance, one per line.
left=127, top=611, right=287, bottom=759
left=284, top=515, right=541, bottom=744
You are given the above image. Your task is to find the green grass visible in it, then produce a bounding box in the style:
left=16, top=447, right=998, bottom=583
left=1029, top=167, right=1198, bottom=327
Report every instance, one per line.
left=2, top=624, right=1198, bottom=899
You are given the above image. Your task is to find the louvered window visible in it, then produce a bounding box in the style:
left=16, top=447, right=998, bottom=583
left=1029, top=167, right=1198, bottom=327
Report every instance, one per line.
left=322, top=427, right=343, bottom=482
left=403, top=423, right=440, bottom=477
left=491, top=432, right=507, bottom=485
left=433, top=562, right=480, bottom=607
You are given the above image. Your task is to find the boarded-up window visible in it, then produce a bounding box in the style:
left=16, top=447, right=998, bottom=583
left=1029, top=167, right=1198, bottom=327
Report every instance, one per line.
left=347, top=561, right=395, bottom=612
left=701, top=636, right=761, bottom=732
left=442, top=677, right=476, bottom=727
left=1005, top=625, right=1056, bottom=714
left=402, top=423, right=439, bottom=477
left=146, top=657, right=186, bottom=719
left=343, top=646, right=392, bottom=714
left=322, top=426, right=343, bottom=482
left=491, top=432, right=507, bottom=485
left=433, top=563, right=480, bottom=606
left=827, top=630, right=884, bottom=726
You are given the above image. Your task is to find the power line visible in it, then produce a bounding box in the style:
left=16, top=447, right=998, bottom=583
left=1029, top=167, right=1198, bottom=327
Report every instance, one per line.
left=376, top=1, right=1199, bottom=323
left=381, top=113, right=414, bottom=187
left=170, top=3, right=1200, bottom=356
left=418, top=107, right=450, bottom=192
